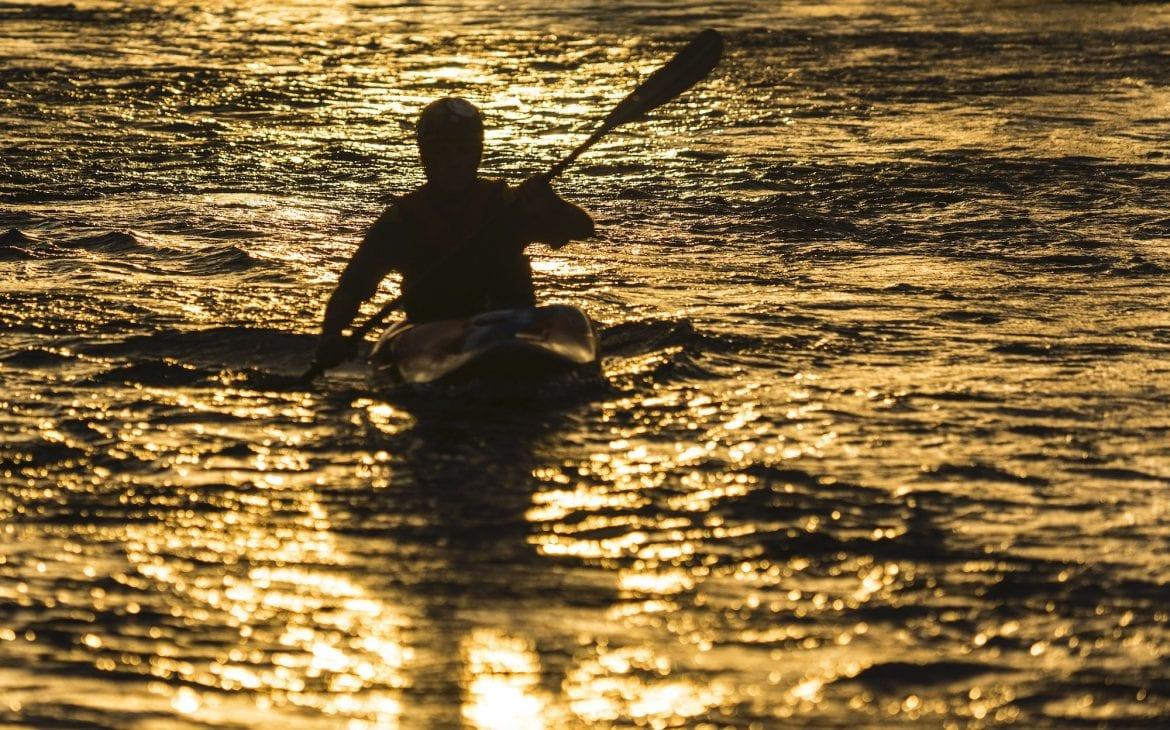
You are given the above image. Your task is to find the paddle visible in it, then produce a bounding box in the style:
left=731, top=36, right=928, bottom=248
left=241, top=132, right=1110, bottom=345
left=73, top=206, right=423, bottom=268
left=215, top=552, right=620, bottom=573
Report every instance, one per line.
left=296, top=28, right=724, bottom=386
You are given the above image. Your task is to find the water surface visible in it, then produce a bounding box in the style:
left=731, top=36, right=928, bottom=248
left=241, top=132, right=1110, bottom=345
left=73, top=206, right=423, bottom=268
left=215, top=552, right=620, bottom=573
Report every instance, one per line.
left=2, top=0, right=1169, bottom=727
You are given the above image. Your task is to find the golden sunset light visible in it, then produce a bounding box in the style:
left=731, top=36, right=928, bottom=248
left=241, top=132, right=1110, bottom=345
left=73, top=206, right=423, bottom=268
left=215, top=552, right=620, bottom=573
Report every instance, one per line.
left=2, top=1, right=1169, bottom=728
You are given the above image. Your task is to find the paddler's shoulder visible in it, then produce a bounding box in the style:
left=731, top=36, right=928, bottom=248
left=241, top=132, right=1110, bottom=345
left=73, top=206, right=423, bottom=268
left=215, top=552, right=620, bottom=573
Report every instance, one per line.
left=361, top=200, right=410, bottom=249
left=368, top=184, right=427, bottom=230
left=387, top=185, right=429, bottom=216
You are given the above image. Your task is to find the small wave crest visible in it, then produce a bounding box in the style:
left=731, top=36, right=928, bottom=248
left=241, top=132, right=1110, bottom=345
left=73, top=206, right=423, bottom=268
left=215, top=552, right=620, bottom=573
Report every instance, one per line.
left=919, top=461, right=1049, bottom=487
left=0, top=2, right=179, bottom=23
left=78, top=326, right=316, bottom=373
left=172, top=244, right=261, bottom=275
left=80, top=359, right=212, bottom=387
left=840, top=661, right=997, bottom=690
left=0, top=347, right=75, bottom=368
left=0, top=227, right=63, bottom=259
left=8, top=226, right=268, bottom=276
left=600, top=318, right=699, bottom=357
left=599, top=318, right=760, bottom=385
left=64, top=230, right=152, bottom=254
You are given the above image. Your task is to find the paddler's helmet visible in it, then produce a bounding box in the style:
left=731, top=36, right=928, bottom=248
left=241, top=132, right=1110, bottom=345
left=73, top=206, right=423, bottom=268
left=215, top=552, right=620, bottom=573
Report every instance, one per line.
left=416, top=97, right=484, bottom=157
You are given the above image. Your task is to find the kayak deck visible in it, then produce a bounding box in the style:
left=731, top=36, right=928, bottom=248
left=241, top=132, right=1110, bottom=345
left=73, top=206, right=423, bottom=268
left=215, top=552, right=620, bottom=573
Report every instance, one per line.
left=369, top=304, right=599, bottom=385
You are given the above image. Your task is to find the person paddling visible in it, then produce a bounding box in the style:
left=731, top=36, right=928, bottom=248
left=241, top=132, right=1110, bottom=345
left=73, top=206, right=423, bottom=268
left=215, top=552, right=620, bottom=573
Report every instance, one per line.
left=311, top=97, right=595, bottom=370
left=297, top=30, right=722, bottom=386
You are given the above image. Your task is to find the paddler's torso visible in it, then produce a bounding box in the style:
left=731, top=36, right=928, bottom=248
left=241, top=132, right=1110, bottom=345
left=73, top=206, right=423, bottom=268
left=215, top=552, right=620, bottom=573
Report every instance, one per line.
left=383, top=177, right=534, bottom=322
left=393, top=177, right=512, bottom=273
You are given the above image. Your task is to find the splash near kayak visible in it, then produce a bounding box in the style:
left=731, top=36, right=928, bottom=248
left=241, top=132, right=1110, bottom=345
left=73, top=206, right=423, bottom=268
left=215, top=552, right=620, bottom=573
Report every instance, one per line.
left=3, top=2, right=1170, bottom=728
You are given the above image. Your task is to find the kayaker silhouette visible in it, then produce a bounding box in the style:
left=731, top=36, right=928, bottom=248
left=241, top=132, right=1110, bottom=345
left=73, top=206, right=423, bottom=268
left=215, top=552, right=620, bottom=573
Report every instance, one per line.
left=312, top=97, right=595, bottom=370
left=298, top=30, right=722, bottom=386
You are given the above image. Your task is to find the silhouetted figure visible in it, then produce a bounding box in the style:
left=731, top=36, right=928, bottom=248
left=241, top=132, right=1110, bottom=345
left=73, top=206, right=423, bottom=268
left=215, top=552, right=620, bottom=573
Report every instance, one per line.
left=313, top=97, right=594, bottom=368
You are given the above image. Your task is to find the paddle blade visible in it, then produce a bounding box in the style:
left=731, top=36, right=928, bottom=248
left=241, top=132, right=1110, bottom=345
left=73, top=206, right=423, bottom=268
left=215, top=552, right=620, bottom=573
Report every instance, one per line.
left=603, top=28, right=724, bottom=129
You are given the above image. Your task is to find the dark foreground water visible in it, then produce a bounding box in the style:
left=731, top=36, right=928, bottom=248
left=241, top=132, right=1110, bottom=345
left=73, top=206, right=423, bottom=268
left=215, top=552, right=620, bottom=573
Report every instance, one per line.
left=3, top=1, right=1170, bottom=727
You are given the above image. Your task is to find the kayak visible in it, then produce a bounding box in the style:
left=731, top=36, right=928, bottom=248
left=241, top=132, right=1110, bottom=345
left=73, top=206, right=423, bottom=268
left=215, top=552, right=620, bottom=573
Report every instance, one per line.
left=369, top=304, right=599, bottom=385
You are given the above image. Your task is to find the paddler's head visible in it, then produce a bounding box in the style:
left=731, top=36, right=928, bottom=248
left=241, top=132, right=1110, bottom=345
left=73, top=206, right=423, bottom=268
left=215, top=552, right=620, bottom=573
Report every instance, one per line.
left=417, top=97, right=484, bottom=194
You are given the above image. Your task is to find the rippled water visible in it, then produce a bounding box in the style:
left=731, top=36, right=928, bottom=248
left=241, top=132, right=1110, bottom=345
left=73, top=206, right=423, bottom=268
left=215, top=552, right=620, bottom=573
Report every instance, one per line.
left=3, top=0, right=1170, bottom=727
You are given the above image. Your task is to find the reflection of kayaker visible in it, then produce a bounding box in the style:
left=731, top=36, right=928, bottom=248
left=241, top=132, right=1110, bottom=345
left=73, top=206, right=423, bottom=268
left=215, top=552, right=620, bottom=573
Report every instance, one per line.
left=311, top=97, right=595, bottom=371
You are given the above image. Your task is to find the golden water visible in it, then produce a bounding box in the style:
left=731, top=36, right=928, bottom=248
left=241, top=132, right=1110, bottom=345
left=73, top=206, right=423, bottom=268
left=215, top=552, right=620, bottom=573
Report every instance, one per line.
left=2, top=1, right=1169, bottom=727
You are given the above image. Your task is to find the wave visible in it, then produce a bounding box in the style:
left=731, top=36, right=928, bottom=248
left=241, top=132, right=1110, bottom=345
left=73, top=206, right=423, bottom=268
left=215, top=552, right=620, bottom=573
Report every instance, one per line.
left=77, top=326, right=316, bottom=372
left=599, top=317, right=699, bottom=357
left=1109, top=255, right=1167, bottom=276
left=0, top=2, right=180, bottom=24
left=0, top=227, right=51, bottom=259
left=0, top=227, right=37, bottom=247
left=80, top=359, right=212, bottom=387
left=5, top=226, right=268, bottom=276
left=171, top=244, right=261, bottom=275
left=598, top=318, right=754, bottom=385
left=918, top=461, right=1049, bottom=487
left=838, top=661, right=997, bottom=690
left=63, top=230, right=152, bottom=254
left=0, top=347, right=75, bottom=368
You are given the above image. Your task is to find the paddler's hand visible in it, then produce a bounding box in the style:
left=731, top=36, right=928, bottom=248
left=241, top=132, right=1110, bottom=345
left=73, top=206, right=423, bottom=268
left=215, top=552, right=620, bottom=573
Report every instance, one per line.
left=312, top=332, right=358, bottom=370
left=516, top=174, right=589, bottom=249
left=516, top=174, right=559, bottom=216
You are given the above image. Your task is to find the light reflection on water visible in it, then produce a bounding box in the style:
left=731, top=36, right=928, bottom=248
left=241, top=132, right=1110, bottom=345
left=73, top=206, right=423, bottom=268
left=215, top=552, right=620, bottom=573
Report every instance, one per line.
left=3, top=0, right=1170, bottom=727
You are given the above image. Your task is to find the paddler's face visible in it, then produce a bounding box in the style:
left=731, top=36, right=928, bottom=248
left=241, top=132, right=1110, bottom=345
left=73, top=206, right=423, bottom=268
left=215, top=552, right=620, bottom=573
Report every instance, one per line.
left=420, top=136, right=482, bottom=193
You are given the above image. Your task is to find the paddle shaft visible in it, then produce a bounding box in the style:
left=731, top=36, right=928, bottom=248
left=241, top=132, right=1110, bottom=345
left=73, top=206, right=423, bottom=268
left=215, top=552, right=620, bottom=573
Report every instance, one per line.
left=299, top=29, right=723, bottom=384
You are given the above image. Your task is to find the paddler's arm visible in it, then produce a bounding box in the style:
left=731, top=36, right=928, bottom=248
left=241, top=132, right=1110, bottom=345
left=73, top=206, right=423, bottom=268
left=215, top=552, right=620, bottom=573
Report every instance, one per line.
left=312, top=208, right=403, bottom=367
left=513, top=175, right=594, bottom=249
